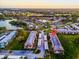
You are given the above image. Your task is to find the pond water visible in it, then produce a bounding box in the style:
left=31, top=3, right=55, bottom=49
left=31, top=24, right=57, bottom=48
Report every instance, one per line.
left=0, top=19, right=22, bottom=30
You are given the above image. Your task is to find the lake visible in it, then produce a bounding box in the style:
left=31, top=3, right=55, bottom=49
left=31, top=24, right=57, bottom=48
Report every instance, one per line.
left=0, top=19, right=22, bottom=30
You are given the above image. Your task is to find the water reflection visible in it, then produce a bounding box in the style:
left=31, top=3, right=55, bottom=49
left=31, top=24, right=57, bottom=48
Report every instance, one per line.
left=0, top=20, right=22, bottom=30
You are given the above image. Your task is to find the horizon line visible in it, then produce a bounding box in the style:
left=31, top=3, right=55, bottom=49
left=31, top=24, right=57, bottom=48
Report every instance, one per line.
left=1, top=7, right=79, bottom=9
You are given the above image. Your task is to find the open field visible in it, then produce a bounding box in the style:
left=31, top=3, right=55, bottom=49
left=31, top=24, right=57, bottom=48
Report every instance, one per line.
left=51, top=34, right=79, bottom=59
left=45, top=33, right=79, bottom=59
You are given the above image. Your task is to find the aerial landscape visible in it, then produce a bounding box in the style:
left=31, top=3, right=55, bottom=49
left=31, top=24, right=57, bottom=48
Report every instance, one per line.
left=0, top=8, right=79, bottom=59
left=0, top=0, right=79, bottom=59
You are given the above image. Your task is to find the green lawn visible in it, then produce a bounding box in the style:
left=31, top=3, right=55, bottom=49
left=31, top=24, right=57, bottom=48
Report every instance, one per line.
left=55, top=34, right=79, bottom=59
left=46, top=33, right=79, bottom=59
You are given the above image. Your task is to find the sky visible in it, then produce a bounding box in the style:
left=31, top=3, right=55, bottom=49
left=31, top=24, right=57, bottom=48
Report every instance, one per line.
left=0, top=0, right=79, bottom=8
